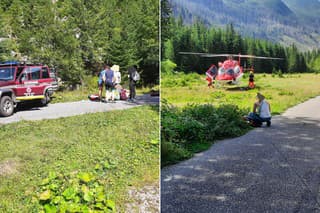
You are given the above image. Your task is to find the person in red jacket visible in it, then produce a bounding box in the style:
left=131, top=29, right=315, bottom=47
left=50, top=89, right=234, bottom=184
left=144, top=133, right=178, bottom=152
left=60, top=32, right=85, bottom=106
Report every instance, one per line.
left=248, top=70, right=255, bottom=89
left=205, top=65, right=217, bottom=88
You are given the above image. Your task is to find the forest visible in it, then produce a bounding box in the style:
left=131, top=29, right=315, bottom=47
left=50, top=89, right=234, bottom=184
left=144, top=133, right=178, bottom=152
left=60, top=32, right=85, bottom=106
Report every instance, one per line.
left=0, top=0, right=159, bottom=86
left=161, top=0, right=320, bottom=74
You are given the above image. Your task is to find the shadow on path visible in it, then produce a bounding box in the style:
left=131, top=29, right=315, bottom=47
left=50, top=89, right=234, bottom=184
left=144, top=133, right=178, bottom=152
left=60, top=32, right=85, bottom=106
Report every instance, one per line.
left=162, top=115, right=320, bottom=213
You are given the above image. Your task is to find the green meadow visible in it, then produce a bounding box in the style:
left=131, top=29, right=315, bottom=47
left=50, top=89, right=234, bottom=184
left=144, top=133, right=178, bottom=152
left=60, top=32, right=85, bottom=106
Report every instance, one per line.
left=162, top=72, right=320, bottom=114
left=0, top=106, right=159, bottom=212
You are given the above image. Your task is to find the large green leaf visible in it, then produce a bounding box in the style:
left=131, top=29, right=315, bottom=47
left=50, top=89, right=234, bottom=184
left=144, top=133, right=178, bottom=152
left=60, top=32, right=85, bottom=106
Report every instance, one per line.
left=62, top=187, right=77, bottom=200
left=106, top=199, right=116, bottom=211
left=78, top=172, right=94, bottom=183
left=39, top=190, right=52, bottom=201
left=44, top=204, right=57, bottom=213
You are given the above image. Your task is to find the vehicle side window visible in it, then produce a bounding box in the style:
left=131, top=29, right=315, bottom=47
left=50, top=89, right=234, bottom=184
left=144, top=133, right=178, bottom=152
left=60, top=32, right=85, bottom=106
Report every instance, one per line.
left=41, top=67, right=50, bottom=79
left=30, top=67, right=41, bottom=80
left=20, top=72, right=29, bottom=81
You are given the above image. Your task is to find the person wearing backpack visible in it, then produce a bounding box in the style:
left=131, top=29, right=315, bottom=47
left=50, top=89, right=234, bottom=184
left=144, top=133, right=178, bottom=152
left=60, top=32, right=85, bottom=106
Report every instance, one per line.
left=103, top=64, right=116, bottom=103
left=128, top=65, right=139, bottom=101
left=98, top=66, right=107, bottom=100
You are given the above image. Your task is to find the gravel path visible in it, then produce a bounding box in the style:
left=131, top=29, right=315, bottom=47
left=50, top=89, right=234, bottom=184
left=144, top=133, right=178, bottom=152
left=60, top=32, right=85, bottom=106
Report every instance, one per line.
left=0, top=94, right=159, bottom=124
left=126, top=184, right=160, bottom=212
left=161, top=96, right=320, bottom=213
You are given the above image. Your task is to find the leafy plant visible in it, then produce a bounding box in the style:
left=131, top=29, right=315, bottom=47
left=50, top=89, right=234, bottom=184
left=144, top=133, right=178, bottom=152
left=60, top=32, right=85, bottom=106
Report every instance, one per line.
left=34, top=161, right=117, bottom=212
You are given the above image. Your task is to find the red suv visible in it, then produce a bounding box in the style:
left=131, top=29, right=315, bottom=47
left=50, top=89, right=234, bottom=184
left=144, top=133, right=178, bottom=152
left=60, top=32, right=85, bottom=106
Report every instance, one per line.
left=0, top=62, right=58, bottom=117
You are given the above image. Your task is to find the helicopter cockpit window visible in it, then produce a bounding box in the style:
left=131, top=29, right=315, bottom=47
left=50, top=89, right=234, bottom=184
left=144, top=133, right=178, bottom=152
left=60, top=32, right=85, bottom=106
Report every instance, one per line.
left=218, top=67, right=225, bottom=75
left=209, top=66, right=217, bottom=75
left=234, top=66, right=240, bottom=74
left=226, top=69, right=235, bottom=75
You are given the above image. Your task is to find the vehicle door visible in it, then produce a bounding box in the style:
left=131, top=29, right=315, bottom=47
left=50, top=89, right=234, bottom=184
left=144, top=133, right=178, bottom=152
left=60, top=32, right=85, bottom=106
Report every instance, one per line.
left=15, top=66, right=43, bottom=97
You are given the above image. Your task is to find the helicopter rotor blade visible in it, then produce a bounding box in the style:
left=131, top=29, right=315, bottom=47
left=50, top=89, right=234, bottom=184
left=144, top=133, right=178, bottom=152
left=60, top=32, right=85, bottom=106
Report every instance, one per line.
left=179, top=52, right=208, bottom=56
left=200, top=54, right=236, bottom=58
left=238, top=55, right=284, bottom=60
left=179, top=52, right=283, bottom=60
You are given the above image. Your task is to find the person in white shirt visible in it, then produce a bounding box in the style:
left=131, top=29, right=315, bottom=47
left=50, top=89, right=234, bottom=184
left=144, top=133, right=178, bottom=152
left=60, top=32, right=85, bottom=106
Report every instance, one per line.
left=246, top=93, right=272, bottom=127
left=111, top=65, right=121, bottom=100
left=111, top=65, right=121, bottom=85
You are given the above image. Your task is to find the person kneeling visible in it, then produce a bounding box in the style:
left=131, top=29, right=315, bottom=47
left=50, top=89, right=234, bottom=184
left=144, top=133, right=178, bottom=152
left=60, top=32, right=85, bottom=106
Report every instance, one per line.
left=245, top=93, right=271, bottom=127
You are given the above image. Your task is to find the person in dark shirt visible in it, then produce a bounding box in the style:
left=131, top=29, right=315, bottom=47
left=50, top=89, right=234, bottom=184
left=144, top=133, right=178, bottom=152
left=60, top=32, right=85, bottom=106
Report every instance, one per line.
left=104, top=64, right=115, bottom=102
left=98, top=66, right=107, bottom=100
left=128, top=65, right=138, bottom=101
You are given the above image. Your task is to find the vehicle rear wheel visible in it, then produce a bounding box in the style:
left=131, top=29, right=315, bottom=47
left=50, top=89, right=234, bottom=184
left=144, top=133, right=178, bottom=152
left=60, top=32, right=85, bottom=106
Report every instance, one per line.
left=0, top=96, right=14, bottom=117
left=40, top=91, right=50, bottom=106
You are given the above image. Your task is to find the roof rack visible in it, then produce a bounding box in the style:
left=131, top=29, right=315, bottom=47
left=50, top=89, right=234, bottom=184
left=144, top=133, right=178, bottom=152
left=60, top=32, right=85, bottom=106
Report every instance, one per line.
left=0, top=61, right=43, bottom=66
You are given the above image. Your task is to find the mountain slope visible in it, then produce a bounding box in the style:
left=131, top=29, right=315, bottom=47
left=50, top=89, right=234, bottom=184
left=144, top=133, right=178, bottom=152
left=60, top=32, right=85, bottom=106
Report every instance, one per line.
left=170, top=0, right=320, bottom=51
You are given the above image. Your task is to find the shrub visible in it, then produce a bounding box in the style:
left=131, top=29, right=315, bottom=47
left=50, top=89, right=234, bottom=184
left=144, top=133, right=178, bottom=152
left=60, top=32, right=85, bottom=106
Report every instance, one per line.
left=161, top=101, right=252, bottom=166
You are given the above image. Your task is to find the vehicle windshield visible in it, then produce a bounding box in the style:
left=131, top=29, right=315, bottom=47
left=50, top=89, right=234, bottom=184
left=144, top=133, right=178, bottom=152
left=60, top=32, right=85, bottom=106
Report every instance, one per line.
left=0, top=67, right=15, bottom=81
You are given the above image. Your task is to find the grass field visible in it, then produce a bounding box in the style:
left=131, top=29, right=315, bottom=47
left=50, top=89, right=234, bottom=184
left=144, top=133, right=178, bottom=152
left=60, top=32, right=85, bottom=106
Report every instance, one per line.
left=0, top=106, right=159, bottom=212
left=162, top=73, right=320, bottom=114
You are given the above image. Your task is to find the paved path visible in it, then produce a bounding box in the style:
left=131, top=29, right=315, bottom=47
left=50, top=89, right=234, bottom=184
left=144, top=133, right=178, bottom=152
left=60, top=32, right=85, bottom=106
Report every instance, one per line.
left=162, top=96, right=320, bottom=213
left=0, top=94, right=158, bottom=124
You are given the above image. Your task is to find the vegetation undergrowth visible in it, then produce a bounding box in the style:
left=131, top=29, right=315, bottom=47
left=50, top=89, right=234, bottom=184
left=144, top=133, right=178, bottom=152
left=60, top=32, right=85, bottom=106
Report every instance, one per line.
left=0, top=106, right=159, bottom=212
left=161, top=100, right=252, bottom=167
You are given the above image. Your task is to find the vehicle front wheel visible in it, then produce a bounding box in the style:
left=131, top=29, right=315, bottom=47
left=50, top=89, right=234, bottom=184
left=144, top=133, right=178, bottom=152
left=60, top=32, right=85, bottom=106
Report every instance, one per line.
left=40, top=91, right=50, bottom=106
left=0, top=96, right=14, bottom=117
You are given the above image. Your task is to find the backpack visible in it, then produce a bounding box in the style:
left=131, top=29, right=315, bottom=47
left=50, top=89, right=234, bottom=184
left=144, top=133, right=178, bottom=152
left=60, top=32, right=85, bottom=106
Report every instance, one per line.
left=88, top=94, right=100, bottom=101
left=132, top=71, right=140, bottom=81
left=120, top=89, right=128, bottom=100
left=105, top=69, right=114, bottom=84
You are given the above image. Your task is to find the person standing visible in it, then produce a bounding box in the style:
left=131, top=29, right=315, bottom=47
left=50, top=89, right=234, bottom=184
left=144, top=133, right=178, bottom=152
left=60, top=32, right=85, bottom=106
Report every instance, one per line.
left=112, top=65, right=121, bottom=86
left=112, top=65, right=121, bottom=100
left=128, top=65, right=138, bottom=101
left=104, top=64, right=115, bottom=103
left=248, top=70, right=255, bottom=89
left=98, top=66, right=107, bottom=100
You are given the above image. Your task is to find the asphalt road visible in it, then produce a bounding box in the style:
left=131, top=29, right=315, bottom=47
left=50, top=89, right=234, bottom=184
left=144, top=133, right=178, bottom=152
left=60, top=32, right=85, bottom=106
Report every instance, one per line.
left=161, top=96, right=320, bottom=213
left=0, top=94, right=159, bottom=124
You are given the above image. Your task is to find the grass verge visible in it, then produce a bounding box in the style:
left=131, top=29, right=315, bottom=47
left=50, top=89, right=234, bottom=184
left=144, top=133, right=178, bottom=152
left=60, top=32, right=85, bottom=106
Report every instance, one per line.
left=0, top=106, right=159, bottom=212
